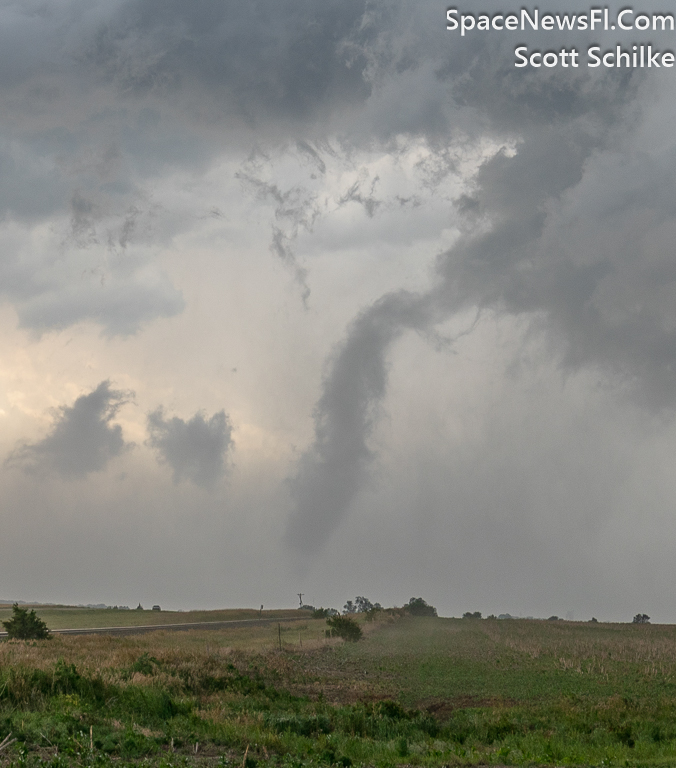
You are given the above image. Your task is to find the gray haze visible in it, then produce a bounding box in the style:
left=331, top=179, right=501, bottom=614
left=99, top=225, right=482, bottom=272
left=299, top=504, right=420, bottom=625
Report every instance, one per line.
left=0, top=0, right=675, bottom=620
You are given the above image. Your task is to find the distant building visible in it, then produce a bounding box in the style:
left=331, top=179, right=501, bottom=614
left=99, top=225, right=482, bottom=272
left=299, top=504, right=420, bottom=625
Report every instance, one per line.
left=152, top=605, right=161, bottom=612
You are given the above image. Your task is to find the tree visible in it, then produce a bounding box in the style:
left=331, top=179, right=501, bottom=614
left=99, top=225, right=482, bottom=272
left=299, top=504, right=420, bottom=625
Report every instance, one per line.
left=343, top=596, right=382, bottom=615
left=2, top=603, right=51, bottom=640
left=355, top=596, right=373, bottom=612
left=326, top=615, right=363, bottom=642
left=632, top=613, right=650, bottom=624
left=404, top=597, right=437, bottom=617
left=355, top=596, right=382, bottom=613
left=463, top=611, right=482, bottom=619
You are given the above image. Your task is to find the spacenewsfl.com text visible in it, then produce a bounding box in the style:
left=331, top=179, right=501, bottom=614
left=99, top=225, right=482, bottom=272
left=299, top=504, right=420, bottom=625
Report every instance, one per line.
left=446, top=7, right=676, bottom=67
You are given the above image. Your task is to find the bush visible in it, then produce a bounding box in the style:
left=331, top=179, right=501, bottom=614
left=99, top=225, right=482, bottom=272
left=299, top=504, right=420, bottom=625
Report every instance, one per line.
left=633, top=613, right=650, bottom=624
left=2, top=603, right=51, bottom=640
left=326, top=615, right=363, bottom=642
left=404, top=598, right=437, bottom=617
left=463, top=611, right=482, bottom=619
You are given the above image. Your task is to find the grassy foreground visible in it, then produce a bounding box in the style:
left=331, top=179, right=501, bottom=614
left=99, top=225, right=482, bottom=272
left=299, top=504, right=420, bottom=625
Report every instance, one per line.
left=2, top=614, right=676, bottom=767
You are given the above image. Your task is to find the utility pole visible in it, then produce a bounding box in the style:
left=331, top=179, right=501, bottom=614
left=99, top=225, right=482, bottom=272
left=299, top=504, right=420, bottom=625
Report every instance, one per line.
left=297, top=593, right=304, bottom=608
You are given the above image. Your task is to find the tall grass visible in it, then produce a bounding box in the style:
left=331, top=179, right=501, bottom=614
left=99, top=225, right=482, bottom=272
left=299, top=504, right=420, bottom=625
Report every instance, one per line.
left=4, top=615, right=676, bottom=766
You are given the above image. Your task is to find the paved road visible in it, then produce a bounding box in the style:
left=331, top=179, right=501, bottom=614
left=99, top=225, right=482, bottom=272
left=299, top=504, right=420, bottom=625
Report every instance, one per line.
left=0, top=615, right=307, bottom=638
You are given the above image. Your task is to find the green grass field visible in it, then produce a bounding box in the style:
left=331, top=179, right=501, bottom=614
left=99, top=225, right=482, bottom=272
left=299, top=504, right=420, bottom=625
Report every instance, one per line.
left=0, top=606, right=303, bottom=630
left=2, top=612, right=676, bottom=767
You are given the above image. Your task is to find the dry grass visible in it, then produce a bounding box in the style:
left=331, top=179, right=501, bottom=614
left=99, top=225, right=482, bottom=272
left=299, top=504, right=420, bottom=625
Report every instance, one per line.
left=479, top=618, right=676, bottom=679
left=0, top=616, right=341, bottom=686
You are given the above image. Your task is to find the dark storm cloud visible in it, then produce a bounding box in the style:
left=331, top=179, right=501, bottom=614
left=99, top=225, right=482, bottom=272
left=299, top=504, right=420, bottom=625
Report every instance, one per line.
left=6, top=381, right=133, bottom=478
left=0, top=0, right=378, bottom=335
left=0, top=0, right=657, bottom=523
left=1, top=0, right=675, bottom=560
left=146, top=408, right=233, bottom=488
left=430, top=88, right=676, bottom=409
left=82, top=0, right=372, bottom=123
left=286, top=3, right=676, bottom=550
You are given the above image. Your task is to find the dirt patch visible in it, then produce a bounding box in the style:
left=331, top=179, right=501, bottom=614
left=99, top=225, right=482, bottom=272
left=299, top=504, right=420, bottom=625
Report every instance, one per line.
left=286, top=680, right=394, bottom=705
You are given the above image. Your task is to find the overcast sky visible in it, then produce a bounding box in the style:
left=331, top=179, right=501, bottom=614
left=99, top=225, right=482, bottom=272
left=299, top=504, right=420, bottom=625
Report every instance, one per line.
left=1, top=0, right=676, bottom=621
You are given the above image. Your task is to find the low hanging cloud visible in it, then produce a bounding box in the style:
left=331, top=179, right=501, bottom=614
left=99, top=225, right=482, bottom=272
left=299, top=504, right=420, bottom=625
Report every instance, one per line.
left=286, top=291, right=436, bottom=549
left=6, top=381, right=133, bottom=479
left=146, top=408, right=233, bottom=488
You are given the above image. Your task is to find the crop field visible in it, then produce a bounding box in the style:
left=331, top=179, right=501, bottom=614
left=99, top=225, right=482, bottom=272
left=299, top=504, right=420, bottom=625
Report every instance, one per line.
left=2, top=613, right=676, bottom=767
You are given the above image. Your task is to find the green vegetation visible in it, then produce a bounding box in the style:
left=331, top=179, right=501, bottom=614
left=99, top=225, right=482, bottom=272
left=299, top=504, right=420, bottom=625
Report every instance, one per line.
left=3, top=612, right=676, bottom=766
left=404, top=598, right=437, bottom=617
left=325, top=615, right=363, bottom=642
left=313, top=608, right=339, bottom=619
left=2, top=604, right=51, bottom=640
